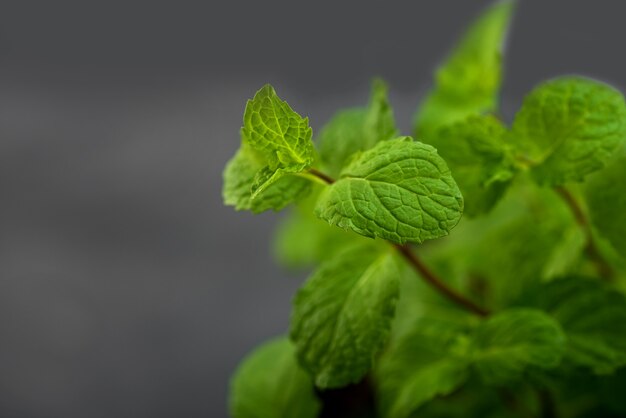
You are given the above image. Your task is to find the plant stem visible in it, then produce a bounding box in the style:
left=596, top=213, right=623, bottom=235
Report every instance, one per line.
left=308, top=167, right=490, bottom=317
left=394, top=244, right=490, bottom=317
left=554, top=186, right=614, bottom=281
left=309, top=168, right=335, bottom=184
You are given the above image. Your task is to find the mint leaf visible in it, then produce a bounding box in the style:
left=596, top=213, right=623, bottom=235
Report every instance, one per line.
left=470, top=309, right=565, bottom=385
left=229, top=337, right=321, bottom=418
left=427, top=115, right=514, bottom=216
left=315, top=137, right=464, bottom=244
left=242, top=84, right=314, bottom=172
left=375, top=326, right=470, bottom=418
left=414, top=0, right=515, bottom=137
left=290, top=244, right=399, bottom=388
left=223, top=84, right=316, bottom=213
left=363, top=79, right=397, bottom=149
left=318, top=79, right=397, bottom=176
left=584, top=153, right=626, bottom=256
left=223, top=145, right=311, bottom=213
left=529, top=277, right=626, bottom=374
left=317, top=108, right=366, bottom=175
left=511, top=77, right=626, bottom=185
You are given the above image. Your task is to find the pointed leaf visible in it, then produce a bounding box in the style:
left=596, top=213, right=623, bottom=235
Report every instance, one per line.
left=511, top=76, right=626, bottom=185
left=242, top=84, right=314, bottom=172
left=318, top=79, right=397, bottom=176
left=414, top=0, right=515, bottom=137
left=290, top=244, right=399, bottom=388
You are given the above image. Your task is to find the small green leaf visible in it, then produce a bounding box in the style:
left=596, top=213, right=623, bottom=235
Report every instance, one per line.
left=315, top=137, right=464, bottom=244
left=223, top=84, right=316, bottom=213
left=242, top=84, right=314, bottom=172
left=427, top=115, right=514, bottom=216
left=541, top=225, right=587, bottom=281
left=530, top=277, right=626, bottom=374
left=318, top=79, right=397, bottom=176
left=471, top=309, right=565, bottom=385
left=223, top=145, right=311, bottom=213
left=318, top=108, right=366, bottom=176
left=584, top=154, right=626, bottom=256
left=363, top=79, right=398, bottom=149
left=511, top=76, right=626, bottom=185
left=229, top=337, right=321, bottom=418
left=290, top=244, right=399, bottom=388
left=375, top=326, right=470, bottom=418
left=414, top=0, right=515, bottom=137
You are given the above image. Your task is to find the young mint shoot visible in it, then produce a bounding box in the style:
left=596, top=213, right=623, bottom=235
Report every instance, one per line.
left=222, top=1, right=626, bottom=417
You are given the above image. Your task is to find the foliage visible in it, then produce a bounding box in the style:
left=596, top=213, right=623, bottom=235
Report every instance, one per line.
left=222, top=1, right=626, bottom=417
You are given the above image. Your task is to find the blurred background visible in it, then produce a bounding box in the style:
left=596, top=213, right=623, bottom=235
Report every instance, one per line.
left=1, top=1, right=625, bottom=417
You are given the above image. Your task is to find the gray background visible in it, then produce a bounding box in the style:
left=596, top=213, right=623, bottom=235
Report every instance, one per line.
left=1, top=1, right=625, bottom=417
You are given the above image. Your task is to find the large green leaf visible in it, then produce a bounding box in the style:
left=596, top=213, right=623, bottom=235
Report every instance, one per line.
left=470, top=309, right=565, bottom=385
left=290, top=244, right=399, bottom=388
left=414, top=0, right=515, bottom=137
left=511, top=76, right=626, bottom=185
left=315, top=137, right=464, bottom=244
left=229, top=337, right=320, bottom=418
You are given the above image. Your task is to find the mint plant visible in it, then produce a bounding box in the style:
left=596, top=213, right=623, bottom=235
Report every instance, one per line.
left=222, top=1, right=626, bottom=417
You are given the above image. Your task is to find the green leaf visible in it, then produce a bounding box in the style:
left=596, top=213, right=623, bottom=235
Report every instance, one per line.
left=290, top=244, right=399, bottom=388
left=427, top=115, right=514, bottom=217
left=315, top=137, right=464, bottom=244
left=363, top=79, right=397, bottom=149
left=229, top=337, right=321, bottom=418
left=529, top=277, right=626, bottom=374
left=511, top=76, right=626, bottom=185
left=318, top=79, right=397, bottom=176
left=414, top=0, right=515, bottom=137
left=584, top=154, right=626, bottom=256
left=470, top=309, right=565, bottom=385
left=223, top=145, right=311, bottom=213
left=375, top=326, right=470, bottom=418
left=242, top=84, right=315, bottom=172
left=318, top=108, right=366, bottom=176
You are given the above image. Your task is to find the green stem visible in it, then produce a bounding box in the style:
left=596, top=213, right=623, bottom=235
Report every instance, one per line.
left=308, top=168, right=490, bottom=317
left=394, top=244, right=490, bottom=317
left=554, top=186, right=614, bottom=281
left=309, top=168, right=335, bottom=184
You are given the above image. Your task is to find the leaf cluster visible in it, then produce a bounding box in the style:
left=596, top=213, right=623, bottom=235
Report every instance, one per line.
left=223, top=2, right=626, bottom=417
